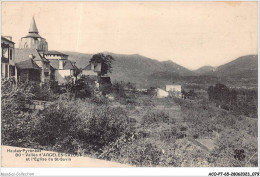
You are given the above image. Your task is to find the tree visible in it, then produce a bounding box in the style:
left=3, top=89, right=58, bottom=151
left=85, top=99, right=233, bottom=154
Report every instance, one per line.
left=207, top=84, right=238, bottom=111
left=89, top=53, right=114, bottom=76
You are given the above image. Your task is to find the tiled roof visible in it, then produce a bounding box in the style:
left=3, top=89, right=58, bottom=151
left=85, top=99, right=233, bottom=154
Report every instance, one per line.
left=1, top=36, right=15, bottom=44
left=49, top=59, right=78, bottom=70
left=63, top=61, right=74, bottom=69
left=82, top=63, right=101, bottom=72
left=15, top=48, right=48, bottom=63
left=83, top=64, right=91, bottom=70
left=16, top=59, right=41, bottom=70
left=50, top=65, right=55, bottom=71
left=44, top=50, right=68, bottom=56
left=49, top=60, right=59, bottom=69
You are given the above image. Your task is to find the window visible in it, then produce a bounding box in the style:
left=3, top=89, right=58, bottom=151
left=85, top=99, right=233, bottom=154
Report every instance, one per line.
left=1, top=64, right=5, bottom=77
left=10, top=49, right=12, bottom=60
left=2, top=47, right=8, bottom=58
left=5, top=64, right=8, bottom=77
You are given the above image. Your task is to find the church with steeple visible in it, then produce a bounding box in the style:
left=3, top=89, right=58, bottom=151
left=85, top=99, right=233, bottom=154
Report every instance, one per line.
left=14, top=16, right=79, bottom=84
left=19, top=16, right=48, bottom=52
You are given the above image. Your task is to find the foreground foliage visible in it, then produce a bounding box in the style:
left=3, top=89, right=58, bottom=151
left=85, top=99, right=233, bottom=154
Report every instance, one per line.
left=1, top=79, right=258, bottom=167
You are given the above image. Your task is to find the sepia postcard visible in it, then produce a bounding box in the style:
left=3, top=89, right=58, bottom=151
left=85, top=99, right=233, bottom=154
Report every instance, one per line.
left=0, top=1, right=259, bottom=176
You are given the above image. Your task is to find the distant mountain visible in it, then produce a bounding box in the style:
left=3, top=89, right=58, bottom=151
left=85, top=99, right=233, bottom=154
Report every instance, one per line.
left=207, top=55, right=258, bottom=87
left=194, top=65, right=216, bottom=75
left=63, top=52, right=257, bottom=88
left=214, top=55, right=258, bottom=78
left=63, top=51, right=194, bottom=88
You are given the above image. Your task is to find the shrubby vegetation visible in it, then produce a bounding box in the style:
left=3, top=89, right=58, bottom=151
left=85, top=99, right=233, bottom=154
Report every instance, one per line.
left=2, top=80, right=131, bottom=155
left=208, top=84, right=257, bottom=118
left=1, top=78, right=258, bottom=167
left=36, top=98, right=131, bottom=153
left=173, top=96, right=258, bottom=167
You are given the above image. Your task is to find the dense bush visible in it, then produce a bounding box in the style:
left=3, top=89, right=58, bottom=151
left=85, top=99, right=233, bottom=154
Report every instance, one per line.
left=159, top=125, right=178, bottom=141
left=90, top=95, right=109, bottom=105
left=141, top=111, right=174, bottom=125
left=73, top=76, right=96, bottom=98
left=126, top=139, right=162, bottom=166
left=111, top=81, right=137, bottom=104
left=2, top=111, right=39, bottom=147
left=208, top=84, right=257, bottom=118
left=100, top=138, right=163, bottom=167
left=1, top=79, right=41, bottom=146
left=2, top=79, right=131, bottom=155
left=174, top=97, right=258, bottom=167
left=210, top=129, right=258, bottom=167
left=35, top=98, right=131, bottom=152
left=2, top=78, right=257, bottom=167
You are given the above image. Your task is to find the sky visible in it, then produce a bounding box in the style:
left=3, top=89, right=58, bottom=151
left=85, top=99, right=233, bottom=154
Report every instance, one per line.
left=1, top=1, right=258, bottom=70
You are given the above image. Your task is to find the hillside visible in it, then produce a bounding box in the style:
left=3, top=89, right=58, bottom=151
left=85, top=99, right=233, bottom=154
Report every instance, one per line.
left=214, top=55, right=258, bottom=77
left=211, top=55, right=258, bottom=87
left=194, top=65, right=216, bottom=75
left=64, top=52, right=258, bottom=88
left=63, top=51, right=194, bottom=88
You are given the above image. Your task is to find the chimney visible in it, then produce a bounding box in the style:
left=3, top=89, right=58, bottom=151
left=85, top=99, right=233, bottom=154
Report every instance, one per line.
left=59, top=60, right=64, bottom=69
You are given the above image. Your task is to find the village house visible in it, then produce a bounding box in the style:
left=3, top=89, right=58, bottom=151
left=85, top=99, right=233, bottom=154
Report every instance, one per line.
left=15, top=55, right=41, bottom=82
left=43, top=50, right=80, bottom=84
left=166, top=84, right=182, bottom=98
left=156, top=88, right=169, bottom=98
left=156, top=84, right=182, bottom=98
left=82, top=59, right=111, bottom=85
left=15, top=48, right=53, bottom=82
left=82, top=62, right=99, bottom=77
left=1, top=36, right=17, bottom=80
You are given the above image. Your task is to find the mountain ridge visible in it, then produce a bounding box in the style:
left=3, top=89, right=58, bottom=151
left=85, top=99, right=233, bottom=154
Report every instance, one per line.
left=63, top=51, right=257, bottom=88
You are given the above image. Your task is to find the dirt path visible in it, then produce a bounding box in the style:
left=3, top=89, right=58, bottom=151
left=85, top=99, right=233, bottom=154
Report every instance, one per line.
left=1, top=145, right=132, bottom=167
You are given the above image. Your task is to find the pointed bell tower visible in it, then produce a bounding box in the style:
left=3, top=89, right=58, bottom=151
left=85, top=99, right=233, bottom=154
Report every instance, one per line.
left=19, top=16, right=48, bottom=52
left=29, top=16, right=39, bottom=34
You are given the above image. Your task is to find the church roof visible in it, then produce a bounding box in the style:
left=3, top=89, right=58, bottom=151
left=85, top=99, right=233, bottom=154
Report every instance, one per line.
left=15, top=48, right=49, bottom=63
left=22, top=17, right=43, bottom=39
left=16, top=59, right=41, bottom=70
left=29, top=16, right=39, bottom=33
left=24, top=33, right=42, bottom=38
left=44, top=50, right=68, bottom=56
